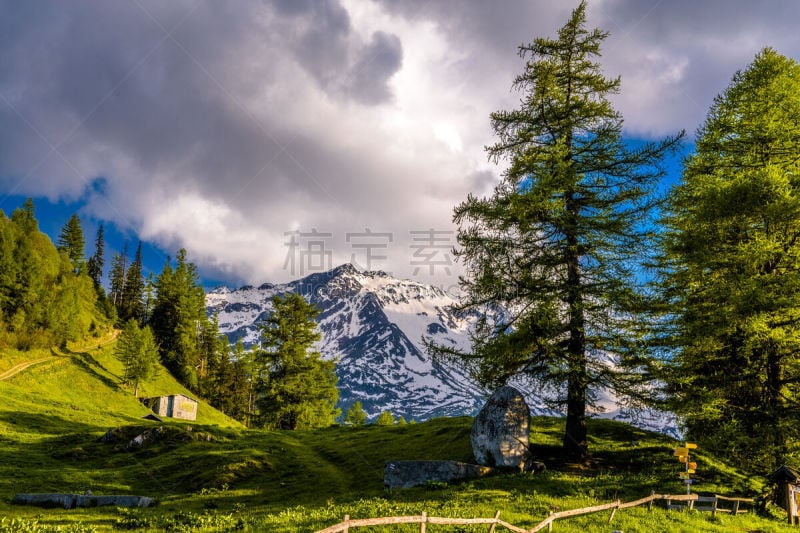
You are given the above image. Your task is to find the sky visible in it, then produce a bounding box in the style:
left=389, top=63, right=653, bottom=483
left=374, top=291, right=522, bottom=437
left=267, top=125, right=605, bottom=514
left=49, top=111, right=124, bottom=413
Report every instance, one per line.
left=1, top=0, right=799, bottom=290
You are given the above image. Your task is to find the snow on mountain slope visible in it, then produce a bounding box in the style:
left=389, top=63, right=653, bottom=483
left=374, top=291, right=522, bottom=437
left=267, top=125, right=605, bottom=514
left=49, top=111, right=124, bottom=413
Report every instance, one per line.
left=206, top=264, right=487, bottom=421
left=206, top=263, right=679, bottom=436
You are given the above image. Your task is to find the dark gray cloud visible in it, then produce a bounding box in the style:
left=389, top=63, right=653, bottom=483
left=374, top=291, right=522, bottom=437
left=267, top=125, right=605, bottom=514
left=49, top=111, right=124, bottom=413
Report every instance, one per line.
left=0, top=0, right=799, bottom=284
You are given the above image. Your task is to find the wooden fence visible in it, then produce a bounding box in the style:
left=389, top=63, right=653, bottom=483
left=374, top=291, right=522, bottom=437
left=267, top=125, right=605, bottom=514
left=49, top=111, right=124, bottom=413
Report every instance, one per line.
left=314, top=492, right=754, bottom=533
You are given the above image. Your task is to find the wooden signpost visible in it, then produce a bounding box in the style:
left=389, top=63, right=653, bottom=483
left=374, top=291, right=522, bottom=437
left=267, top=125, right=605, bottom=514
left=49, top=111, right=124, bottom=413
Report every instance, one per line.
left=675, top=443, right=698, bottom=495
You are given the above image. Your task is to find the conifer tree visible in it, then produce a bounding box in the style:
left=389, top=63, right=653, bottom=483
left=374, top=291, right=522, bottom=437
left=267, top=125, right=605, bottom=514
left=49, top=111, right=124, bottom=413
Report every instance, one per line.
left=375, top=410, right=395, bottom=426
left=87, top=224, right=105, bottom=289
left=109, top=247, right=127, bottom=307
left=658, top=48, right=800, bottom=470
left=255, top=293, right=339, bottom=430
left=434, top=1, right=682, bottom=459
left=120, top=242, right=145, bottom=323
left=229, top=340, right=256, bottom=426
left=57, top=214, right=85, bottom=274
left=114, top=319, right=159, bottom=397
left=150, top=249, right=207, bottom=388
left=344, top=401, right=367, bottom=426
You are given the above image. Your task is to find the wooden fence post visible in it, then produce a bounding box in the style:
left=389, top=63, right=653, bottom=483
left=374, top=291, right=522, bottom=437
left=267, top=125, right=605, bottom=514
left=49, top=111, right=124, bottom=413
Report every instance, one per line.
left=608, top=500, right=620, bottom=523
left=342, top=514, right=349, bottom=533
left=420, top=511, right=427, bottom=533
left=648, top=490, right=655, bottom=511
left=488, top=510, right=500, bottom=533
left=548, top=511, right=554, bottom=532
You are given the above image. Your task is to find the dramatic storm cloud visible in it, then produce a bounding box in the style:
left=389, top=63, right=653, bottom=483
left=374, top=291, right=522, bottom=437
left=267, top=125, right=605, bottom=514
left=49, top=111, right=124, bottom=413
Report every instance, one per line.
left=1, top=0, right=799, bottom=286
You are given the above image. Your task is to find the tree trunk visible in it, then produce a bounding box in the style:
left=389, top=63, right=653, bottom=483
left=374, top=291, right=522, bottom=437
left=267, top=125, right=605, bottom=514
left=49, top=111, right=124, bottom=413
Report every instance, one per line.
left=766, top=348, right=785, bottom=467
left=564, top=361, right=588, bottom=460
left=563, top=190, right=588, bottom=461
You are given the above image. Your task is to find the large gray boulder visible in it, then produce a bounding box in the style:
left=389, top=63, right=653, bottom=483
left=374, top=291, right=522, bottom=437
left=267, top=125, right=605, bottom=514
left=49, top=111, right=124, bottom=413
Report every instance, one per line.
left=471, top=386, right=530, bottom=468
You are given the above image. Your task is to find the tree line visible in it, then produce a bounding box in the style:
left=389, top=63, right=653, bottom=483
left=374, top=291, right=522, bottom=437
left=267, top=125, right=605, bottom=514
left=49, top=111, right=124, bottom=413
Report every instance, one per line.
left=0, top=206, right=340, bottom=430
left=435, top=1, right=800, bottom=472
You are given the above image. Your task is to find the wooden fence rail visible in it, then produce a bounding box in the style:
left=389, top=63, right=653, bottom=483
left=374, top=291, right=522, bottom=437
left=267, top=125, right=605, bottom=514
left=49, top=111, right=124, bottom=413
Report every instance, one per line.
left=315, top=492, right=755, bottom=533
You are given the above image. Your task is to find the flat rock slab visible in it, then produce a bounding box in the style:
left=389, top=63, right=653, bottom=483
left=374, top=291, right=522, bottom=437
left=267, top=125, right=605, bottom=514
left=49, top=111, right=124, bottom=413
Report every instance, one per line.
left=12, top=493, right=156, bottom=509
left=384, top=460, right=493, bottom=489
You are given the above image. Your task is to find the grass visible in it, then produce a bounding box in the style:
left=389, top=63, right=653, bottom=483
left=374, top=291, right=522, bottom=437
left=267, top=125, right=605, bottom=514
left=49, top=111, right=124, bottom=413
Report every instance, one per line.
left=0, top=338, right=796, bottom=531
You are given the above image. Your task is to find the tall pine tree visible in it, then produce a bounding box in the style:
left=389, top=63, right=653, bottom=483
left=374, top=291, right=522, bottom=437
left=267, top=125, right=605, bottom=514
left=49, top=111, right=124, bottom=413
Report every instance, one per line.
left=119, top=241, right=145, bottom=324
left=87, top=224, right=105, bottom=289
left=658, top=49, right=800, bottom=470
left=57, top=214, right=85, bottom=274
left=435, top=2, right=682, bottom=459
left=150, top=249, right=207, bottom=389
left=255, top=293, right=339, bottom=430
left=109, top=246, right=127, bottom=307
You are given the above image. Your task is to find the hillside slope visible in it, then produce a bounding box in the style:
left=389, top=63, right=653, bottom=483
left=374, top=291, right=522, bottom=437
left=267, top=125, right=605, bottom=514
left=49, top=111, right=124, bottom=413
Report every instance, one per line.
left=0, top=413, right=791, bottom=532
left=0, top=336, right=241, bottom=506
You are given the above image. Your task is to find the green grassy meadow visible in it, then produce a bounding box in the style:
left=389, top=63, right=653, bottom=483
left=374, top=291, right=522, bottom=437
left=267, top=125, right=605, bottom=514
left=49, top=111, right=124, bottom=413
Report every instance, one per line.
left=0, top=339, right=796, bottom=532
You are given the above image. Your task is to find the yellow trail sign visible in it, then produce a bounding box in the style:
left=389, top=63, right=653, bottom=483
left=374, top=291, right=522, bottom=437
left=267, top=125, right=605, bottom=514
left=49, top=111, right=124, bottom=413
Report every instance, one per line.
left=677, top=455, right=687, bottom=463
left=688, top=462, right=697, bottom=470
left=674, top=447, right=688, bottom=456
left=685, top=443, right=697, bottom=449
left=679, top=472, right=691, bottom=479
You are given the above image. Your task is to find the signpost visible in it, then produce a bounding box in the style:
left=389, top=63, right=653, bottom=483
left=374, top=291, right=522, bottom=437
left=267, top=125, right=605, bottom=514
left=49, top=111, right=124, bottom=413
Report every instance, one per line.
left=675, top=443, right=698, bottom=494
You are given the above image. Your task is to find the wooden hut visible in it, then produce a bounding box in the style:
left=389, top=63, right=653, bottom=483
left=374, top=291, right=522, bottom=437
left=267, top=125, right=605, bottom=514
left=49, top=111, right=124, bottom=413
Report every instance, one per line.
left=769, top=465, right=800, bottom=524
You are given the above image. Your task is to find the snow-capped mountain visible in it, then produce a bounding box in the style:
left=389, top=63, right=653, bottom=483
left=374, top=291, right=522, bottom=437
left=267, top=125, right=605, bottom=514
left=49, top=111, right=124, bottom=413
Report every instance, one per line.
left=206, top=264, right=679, bottom=436
left=206, top=264, right=487, bottom=420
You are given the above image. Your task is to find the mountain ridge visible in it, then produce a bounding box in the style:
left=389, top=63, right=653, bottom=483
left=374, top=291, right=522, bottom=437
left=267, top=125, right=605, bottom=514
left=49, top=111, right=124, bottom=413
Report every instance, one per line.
left=206, top=264, right=679, bottom=436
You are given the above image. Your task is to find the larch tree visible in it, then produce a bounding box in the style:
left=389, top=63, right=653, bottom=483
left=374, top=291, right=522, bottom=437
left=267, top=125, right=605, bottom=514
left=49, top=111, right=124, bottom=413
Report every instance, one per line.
left=255, top=292, right=339, bottom=430
left=344, top=401, right=367, bottom=426
left=375, top=410, right=395, bottom=426
left=658, top=48, right=800, bottom=470
left=434, top=2, right=682, bottom=459
left=114, top=319, right=160, bottom=397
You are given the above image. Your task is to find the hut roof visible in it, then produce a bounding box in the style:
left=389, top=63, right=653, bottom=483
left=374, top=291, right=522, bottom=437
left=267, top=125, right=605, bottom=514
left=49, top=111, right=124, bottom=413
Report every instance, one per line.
left=769, top=465, right=800, bottom=484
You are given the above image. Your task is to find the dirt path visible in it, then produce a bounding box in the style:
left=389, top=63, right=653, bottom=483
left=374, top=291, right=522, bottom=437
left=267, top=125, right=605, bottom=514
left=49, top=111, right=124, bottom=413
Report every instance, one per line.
left=0, top=357, right=58, bottom=381
left=0, top=330, right=119, bottom=382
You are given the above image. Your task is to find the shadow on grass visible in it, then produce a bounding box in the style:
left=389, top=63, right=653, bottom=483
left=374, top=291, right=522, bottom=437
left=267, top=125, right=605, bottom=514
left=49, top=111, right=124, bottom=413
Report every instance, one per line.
left=60, top=348, right=123, bottom=392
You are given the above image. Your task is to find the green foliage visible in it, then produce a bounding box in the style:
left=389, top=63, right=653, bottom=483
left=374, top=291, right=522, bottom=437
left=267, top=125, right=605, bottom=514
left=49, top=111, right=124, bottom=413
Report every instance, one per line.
left=0, top=200, right=107, bottom=350
left=114, top=319, right=160, bottom=397
left=150, top=249, right=208, bottom=388
left=57, top=213, right=85, bottom=275
left=436, top=1, right=682, bottom=459
left=118, top=242, right=145, bottom=324
left=374, top=410, right=395, bottom=426
left=86, top=224, right=104, bottom=289
left=658, top=48, right=800, bottom=471
left=108, top=249, right=126, bottom=309
left=201, top=323, right=255, bottom=426
left=344, top=401, right=367, bottom=426
left=255, top=293, right=340, bottom=430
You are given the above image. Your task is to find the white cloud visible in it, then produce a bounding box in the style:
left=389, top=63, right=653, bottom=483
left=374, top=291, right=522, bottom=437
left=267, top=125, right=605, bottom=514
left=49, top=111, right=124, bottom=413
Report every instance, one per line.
left=1, top=0, right=799, bottom=286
